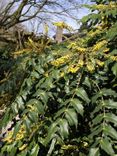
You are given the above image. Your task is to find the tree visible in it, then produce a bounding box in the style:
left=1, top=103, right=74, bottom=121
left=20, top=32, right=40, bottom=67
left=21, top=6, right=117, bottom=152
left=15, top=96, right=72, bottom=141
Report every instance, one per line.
left=0, top=0, right=84, bottom=30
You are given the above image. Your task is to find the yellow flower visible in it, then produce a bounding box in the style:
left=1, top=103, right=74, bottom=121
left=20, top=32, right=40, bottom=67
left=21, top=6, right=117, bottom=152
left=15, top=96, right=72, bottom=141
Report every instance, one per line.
left=53, top=22, right=68, bottom=28
left=89, top=29, right=100, bottom=37
left=87, top=63, right=95, bottom=72
left=27, top=105, right=36, bottom=111
left=96, top=60, right=104, bottom=66
left=19, top=144, right=27, bottom=151
left=67, top=42, right=77, bottom=49
left=16, top=133, right=24, bottom=141
left=77, top=47, right=86, bottom=53
left=51, top=54, right=71, bottom=66
left=68, top=65, right=80, bottom=73
left=109, top=2, right=117, bottom=8
left=60, top=72, right=65, bottom=77
left=110, top=56, right=117, bottom=61
left=2, top=131, right=13, bottom=143
left=83, top=142, right=88, bottom=147
left=103, top=48, right=109, bottom=53
left=96, top=4, right=107, bottom=10
left=62, top=144, right=78, bottom=150
left=93, top=40, right=108, bottom=52
left=78, top=60, right=84, bottom=67
left=44, top=72, right=49, bottom=77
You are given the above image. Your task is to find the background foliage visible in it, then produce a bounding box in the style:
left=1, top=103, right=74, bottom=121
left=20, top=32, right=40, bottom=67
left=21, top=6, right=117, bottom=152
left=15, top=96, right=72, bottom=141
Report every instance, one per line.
left=0, top=0, right=117, bottom=155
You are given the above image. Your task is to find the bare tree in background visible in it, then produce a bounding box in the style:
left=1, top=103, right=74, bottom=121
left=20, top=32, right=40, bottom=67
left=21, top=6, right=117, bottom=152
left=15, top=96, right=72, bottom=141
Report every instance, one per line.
left=0, top=0, right=87, bottom=30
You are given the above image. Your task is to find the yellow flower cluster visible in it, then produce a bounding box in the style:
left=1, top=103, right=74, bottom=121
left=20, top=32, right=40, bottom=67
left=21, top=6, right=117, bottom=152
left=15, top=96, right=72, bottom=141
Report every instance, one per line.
left=68, top=42, right=86, bottom=53
left=78, top=60, right=84, bottom=66
left=89, top=29, right=101, bottom=37
left=96, top=4, right=107, bottom=10
left=68, top=60, right=84, bottom=73
left=2, top=124, right=26, bottom=143
left=76, top=47, right=86, bottom=53
left=27, top=104, right=36, bottom=111
left=44, top=72, right=49, bottom=77
left=2, top=131, right=13, bottom=143
left=105, top=55, right=117, bottom=61
left=53, top=22, right=70, bottom=29
left=103, top=48, right=109, bottom=53
left=86, top=63, right=95, bottom=72
left=3, top=125, right=25, bottom=143
left=19, top=144, right=27, bottom=151
left=95, top=2, right=116, bottom=10
left=15, top=125, right=26, bottom=141
left=51, top=54, right=71, bottom=66
left=61, top=144, right=78, bottom=150
left=93, top=40, right=108, bottom=52
left=96, top=25, right=102, bottom=30
left=68, top=64, right=80, bottom=73
left=96, top=60, right=104, bottom=66
left=109, top=2, right=117, bottom=9
left=60, top=71, right=65, bottom=77
left=67, top=42, right=77, bottom=49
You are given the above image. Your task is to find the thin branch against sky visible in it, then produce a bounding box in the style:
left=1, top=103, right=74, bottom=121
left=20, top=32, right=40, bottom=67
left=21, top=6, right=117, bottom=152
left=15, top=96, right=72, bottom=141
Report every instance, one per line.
left=0, top=0, right=91, bottom=36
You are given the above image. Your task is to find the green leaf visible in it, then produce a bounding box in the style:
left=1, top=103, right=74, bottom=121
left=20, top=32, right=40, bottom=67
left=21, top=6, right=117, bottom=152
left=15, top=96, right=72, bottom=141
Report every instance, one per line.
left=35, top=65, right=44, bottom=74
left=27, top=99, right=44, bottom=114
left=92, top=114, right=103, bottom=126
left=30, top=144, right=40, bottom=156
left=65, top=109, right=78, bottom=127
left=70, top=98, right=84, bottom=116
left=52, top=69, right=60, bottom=79
left=17, top=150, right=27, bottom=156
left=26, top=78, right=32, bottom=87
left=106, top=22, right=117, bottom=40
left=104, top=124, right=117, bottom=140
left=41, top=77, right=54, bottom=89
left=91, top=104, right=102, bottom=118
left=101, top=88, right=117, bottom=97
left=24, top=117, right=31, bottom=132
left=105, top=113, right=117, bottom=125
left=47, top=138, right=56, bottom=156
left=88, top=148, right=100, bottom=156
left=16, top=96, right=25, bottom=110
left=31, top=71, right=40, bottom=79
left=75, top=88, right=90, bottom=103
left=0, top=108, right=11, bottom=128
left=65, top=85, right=70, bottom=94
left=81, top=15, right=89, bottom=23
left=13, top=121, right=21, bottom=138
left=91, top=93, right=101, bottom=103
left=105, top=99, right=117, bottom=109
left=112, top=63, right=117, bottom=77
left=28, top=111, right=38, bottom=123
left=92, top=89, right=117, bottom=103
left=59, top=119, right=69, bottom=138
left=11, top=102, right=18, bottom=114
left=54, top=107, right=66, bottom=119
left=44, top=123, right=58, bottom=146
left=89, top=125, right=102, bottom=138
left=33, top=89, right=48, bottom=104
left=83, top=76, right=91, bottom=89
left=100, top=138, right=115, bottom=155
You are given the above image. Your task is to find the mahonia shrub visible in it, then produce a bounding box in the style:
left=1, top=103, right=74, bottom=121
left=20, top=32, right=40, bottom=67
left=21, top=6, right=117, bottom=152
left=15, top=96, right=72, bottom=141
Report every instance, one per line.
left=0, top=0, right=117, bottom=155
